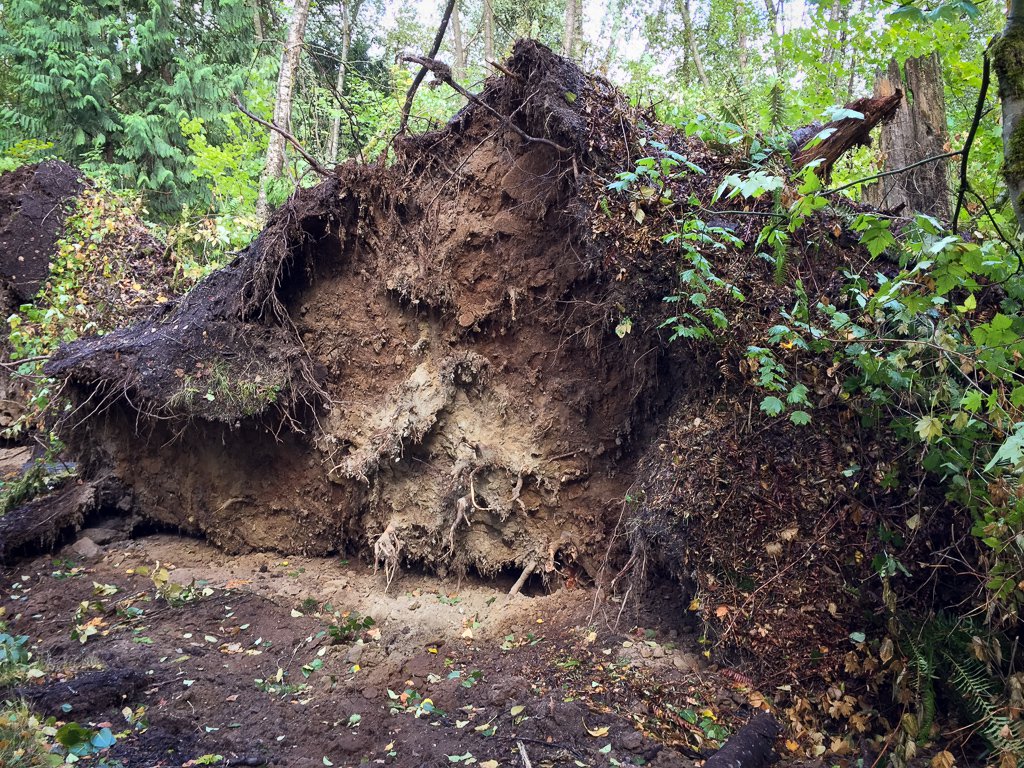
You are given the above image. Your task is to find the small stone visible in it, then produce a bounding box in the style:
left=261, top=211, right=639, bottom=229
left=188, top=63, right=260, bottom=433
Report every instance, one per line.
left=346, top=643, right=364, bottom=665
left=70, top=537, right=101, bottom=559
left=78, top=527, right=120, bottom=546
left=652, top=645, right=665, bottom=659
left=408, top=601, right=421, bottom=611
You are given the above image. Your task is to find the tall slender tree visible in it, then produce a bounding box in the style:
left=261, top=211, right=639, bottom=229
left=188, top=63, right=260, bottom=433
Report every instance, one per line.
left=994, top=1, right=1024, bottom=230
left=256, top=0, right=312, bottom=222
left=327, top=0, right=365, bottom=163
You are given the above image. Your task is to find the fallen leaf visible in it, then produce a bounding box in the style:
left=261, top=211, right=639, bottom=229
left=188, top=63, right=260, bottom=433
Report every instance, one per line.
left=931, top=751, right=955, bottom=768
left=715, top=605, right=729, bottom=618
left=584, top=720, right=610, bottom=737
left=510, top=705, right=525, bottom=717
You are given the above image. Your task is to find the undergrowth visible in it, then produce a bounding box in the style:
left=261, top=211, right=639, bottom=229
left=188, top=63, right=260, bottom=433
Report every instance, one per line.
left=608, top=110, right=1024, bottom=762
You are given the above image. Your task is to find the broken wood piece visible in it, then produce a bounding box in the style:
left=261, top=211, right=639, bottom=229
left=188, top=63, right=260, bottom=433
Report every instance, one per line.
left=792, top=91, right=902, bottom=178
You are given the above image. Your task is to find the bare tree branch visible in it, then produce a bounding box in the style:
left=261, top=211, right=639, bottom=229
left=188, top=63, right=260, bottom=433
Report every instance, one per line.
left=231, top=94, right=330, bottom=177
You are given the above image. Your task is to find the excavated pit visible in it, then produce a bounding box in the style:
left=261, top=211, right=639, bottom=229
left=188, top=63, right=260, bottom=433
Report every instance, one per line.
left=46, top=42, right=688, bottom=582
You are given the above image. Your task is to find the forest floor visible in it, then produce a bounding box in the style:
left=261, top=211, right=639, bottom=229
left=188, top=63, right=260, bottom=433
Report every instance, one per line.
left=0, top=524, right=788, bottom=768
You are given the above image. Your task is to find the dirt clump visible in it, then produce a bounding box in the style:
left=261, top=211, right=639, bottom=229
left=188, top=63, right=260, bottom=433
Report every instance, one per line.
left=46, top=40, right=697, bottom=582
left=0, top=160, right=84, bottom=302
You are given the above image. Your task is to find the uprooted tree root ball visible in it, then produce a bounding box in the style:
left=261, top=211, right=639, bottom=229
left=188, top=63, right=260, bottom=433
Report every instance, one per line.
left=43, top=41, right=953, bottom=728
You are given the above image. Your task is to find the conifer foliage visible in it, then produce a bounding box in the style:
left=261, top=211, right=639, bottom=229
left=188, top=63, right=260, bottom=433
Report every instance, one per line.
left=0, top=0, right=256, bottom=212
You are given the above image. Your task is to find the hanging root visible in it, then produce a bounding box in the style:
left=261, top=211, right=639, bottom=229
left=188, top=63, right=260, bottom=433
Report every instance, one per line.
left=508, top=560, right=537, bottom=597
left=373, top=522, right=403, bottom=592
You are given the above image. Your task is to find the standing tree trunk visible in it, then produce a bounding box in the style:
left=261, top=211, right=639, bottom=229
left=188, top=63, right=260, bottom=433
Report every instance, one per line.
left=482, top=0, right=494, bottom=62
left=252, top=0, right=264, bottom=44
left=256, top=0, right=312, bottom=223
left=563, top=0, right=578, bottom=58
left=327, top=0, right=364, bottom=164
left=763, top=0, right=786, bottom=77
left=864, top=54, right=950, bottom=219
left=451, top=0, right=466, bottom=81
left=993, top=5, right=1024, bottom=232
left=679, top=0, right=710, bottom=90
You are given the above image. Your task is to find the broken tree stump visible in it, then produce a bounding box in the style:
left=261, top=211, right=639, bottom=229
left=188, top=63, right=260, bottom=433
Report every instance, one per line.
left=863, top=53, right=951, bottom=218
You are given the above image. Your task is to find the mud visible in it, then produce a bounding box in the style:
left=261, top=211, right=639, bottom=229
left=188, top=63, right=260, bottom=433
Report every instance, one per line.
left=0, top=534, right=764, bottom=767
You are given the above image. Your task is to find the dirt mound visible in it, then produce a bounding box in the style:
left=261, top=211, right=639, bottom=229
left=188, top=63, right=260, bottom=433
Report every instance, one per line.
left=47, top=41, right=693, bottom=581
left=0, top=160, right=84, bottom=302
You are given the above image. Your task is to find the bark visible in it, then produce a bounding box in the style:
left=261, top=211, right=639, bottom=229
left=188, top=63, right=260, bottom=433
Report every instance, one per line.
left=328, top=0, right=364, bottom=164
left=679, top=0, right=710, bottom=90
left=483, top=0, right=494, bottom=62
left=451, top=0, right=466, bottom=81
left=863, top=54, right=950, bottom=218
left=993, top=6, right=1024, bottom=232
left=792, top=91, right=903, bottom=178
left=563, top=0, right=578, bottom=58
left=256, top=0, right=312, bottom=223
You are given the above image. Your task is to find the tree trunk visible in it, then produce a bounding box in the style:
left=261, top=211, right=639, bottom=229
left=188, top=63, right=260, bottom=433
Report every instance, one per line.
left=679, top=0, right=710, bottom=90
left=863, top=54, right=950, bottom=219
left=252, top=0, right=264, bottom=44
left=736, top=0, right=748, bottom=73
left=451, top=0, right=466, bottom=81
left=483, top=0, right=494, bottom=62
left=763, top=0, right=785, bottom=77
left=993, top=5, right=1024, bottom=232
left=328, top=0, right=363, bottom=164
left=256, top=0, right=312, bottom=223
left=563, top=0, right=577, bottom=58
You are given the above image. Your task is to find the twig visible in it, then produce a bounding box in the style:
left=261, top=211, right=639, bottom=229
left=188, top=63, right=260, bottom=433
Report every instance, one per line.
left=825, top=150, right=962, bottom=196
left=953, top=51, right=992, bottom=227
left=516, top=739, right=533, bottom=768
left=487, top=59, right=522, bottom=81
left=398, top=0, right=457, bottom=134
left=400, top=54, right=569, bottom=154
left=230, top=95, right=329, bottom=177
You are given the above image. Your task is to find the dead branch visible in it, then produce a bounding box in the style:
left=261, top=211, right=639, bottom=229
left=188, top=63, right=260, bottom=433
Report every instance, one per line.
left=400, top=54, right=570, bottom=154
left=793, top=91, right=903, bottom=178
left=231, top=95, right=330, bottom=177
left=825, top=150, right=963, bottom=196
left=398, top=0, right=457, bottom=134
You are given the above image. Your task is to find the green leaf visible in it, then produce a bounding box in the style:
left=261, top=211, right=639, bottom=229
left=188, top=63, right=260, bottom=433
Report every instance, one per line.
left=789, top=410, right=811, bottom=425
left=759, top=396, right=784, bottom=417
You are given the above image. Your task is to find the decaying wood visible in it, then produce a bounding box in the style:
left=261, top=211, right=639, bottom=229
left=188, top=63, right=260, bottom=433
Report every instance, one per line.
left=703, top=711, right=782, bottom=768
left=864, top=54, right=951, bottom=217
left=793, top=91, right=902, bottom=178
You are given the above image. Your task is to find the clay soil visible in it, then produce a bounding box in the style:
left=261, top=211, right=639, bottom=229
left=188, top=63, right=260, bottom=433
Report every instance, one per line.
left=0, top=531, right=771, bottom=768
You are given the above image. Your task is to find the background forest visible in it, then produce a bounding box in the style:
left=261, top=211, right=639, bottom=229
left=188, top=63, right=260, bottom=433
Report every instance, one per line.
left=6, top=0, right=1024, bottom=765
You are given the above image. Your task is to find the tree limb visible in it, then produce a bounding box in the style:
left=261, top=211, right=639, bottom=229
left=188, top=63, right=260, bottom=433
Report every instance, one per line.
left=825, top=150, right=962, bottom=196
left=398, top=0, right=457, bottom=134
left=399, top=54, right=570, bottom=153
left=793, top=91, right=903, bottom=177
left=952, top=51, right=991, bottom=227
left=231, top=94, right=330, bottom=177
